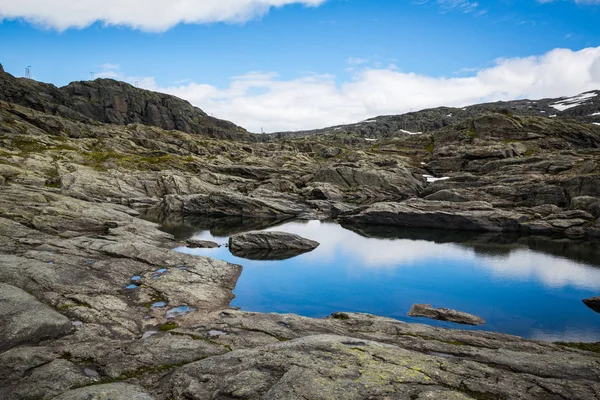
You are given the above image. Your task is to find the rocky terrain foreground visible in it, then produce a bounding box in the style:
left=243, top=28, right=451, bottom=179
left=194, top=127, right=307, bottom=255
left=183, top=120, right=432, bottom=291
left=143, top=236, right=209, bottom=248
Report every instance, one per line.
left=1, top=65, right=600, bottom=399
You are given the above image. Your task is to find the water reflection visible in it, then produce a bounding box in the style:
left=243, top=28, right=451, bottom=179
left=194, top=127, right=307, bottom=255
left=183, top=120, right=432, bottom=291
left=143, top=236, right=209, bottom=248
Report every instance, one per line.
left=169, top=219, right=600, bottom=342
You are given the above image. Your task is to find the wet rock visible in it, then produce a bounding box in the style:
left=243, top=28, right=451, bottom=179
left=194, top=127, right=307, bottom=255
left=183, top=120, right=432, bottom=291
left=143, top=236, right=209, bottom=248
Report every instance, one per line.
left=229, top=231, right=320, bottom=252
left=407, top=304, right=486, bottom=325
left=582, top=296, right=600, bottom=313
left=52, top=383, right=156, bottom=400
left=164, top=191, right=308, bottom=219
left=0, top=283, right=72, bottom=352
left=341, top=199, right=528, bottom=232
left=185, top=238, right=219, bottom=248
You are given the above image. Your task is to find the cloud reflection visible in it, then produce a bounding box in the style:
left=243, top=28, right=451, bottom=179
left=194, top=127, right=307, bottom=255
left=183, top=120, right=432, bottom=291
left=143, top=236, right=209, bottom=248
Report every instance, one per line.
left=261, top=221, right=600, bottom=290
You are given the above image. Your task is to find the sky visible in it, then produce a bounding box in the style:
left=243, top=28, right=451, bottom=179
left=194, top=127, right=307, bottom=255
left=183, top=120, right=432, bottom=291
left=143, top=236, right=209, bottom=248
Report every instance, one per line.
left=1, top=0, right=600, bottom=132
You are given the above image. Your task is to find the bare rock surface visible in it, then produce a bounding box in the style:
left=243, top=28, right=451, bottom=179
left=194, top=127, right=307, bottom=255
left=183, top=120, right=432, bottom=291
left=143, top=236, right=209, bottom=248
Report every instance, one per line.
left=229, top=230, right=320, bottom=251
left=185, top=239, right=219, bottom=248
left=407, top=304, right=486, bottom=325
left=52, top=383, right=156, bottom=400
left=0, top=283, right=72, bottom=351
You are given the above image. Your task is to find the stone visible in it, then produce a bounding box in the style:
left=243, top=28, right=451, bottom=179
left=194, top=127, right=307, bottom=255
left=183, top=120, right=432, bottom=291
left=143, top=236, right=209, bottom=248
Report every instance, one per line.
left=229, top=231, right=320, bottom=252
left=185, top=239, right=219, bottom=248
left=0, top=283, right=72, bottom=352
left=582, top=296, right=600, bottom=313
left=407, top=304, right=486, bottom=325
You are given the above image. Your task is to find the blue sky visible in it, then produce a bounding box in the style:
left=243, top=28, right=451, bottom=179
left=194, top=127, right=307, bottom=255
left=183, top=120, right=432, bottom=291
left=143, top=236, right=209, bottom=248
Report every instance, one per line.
left=1, top=0, right=600, bottom=131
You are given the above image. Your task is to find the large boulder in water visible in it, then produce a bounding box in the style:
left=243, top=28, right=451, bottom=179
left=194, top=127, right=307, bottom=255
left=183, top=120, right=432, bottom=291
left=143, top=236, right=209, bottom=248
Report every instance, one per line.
left=407, top=304, right=485, bottom=326
left=229, top=231, right=320, bottom=260
left=229, top=231, right=319, bottom=252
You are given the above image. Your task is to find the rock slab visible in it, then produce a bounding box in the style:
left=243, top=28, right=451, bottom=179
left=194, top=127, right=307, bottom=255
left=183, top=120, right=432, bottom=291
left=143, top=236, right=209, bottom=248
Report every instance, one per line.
left=229, top=231, right=320, bottom=251
left=0, top=283, right=72, bottom=351
left=407, top=303, right=486, bottom=325
left=185, top=239, right=219, bottom=248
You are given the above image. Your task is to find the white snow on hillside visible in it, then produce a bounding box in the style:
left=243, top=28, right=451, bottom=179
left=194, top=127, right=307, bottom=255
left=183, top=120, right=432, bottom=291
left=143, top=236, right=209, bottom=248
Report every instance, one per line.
left=550, top=92, right=597, bottom=111
left=423, top=174, right=450, bottom=183
left=400, top=129, right=423, bottom=135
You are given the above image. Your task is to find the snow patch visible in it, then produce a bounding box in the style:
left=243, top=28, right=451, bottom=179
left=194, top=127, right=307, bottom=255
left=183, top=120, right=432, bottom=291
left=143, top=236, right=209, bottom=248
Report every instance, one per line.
left=423, top=174, right=450, bottom=183
left=593, top=123, right=600, bottom=126
left=363, top=119, right=377, bottom=123
left=590, top=112, right=600, bottom=116
left=446, top=113, right=453, bottom=117
left=550, top=92, right=597, bottom=111
left=364, top=138, right=378, bottom=142
left=400, top=129, right=423, bottom=135
left=549, top=115, right=557, bottom=118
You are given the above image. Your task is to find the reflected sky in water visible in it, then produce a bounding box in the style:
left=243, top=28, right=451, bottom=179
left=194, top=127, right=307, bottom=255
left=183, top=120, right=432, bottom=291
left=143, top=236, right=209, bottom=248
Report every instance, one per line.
left=174, top=220, right=600, bottom=342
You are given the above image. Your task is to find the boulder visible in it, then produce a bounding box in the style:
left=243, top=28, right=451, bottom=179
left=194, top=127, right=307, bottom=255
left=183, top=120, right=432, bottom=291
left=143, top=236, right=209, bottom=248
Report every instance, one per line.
left=185, top=239, right=219, bottom=248
left=582, top=296, right=600, bottom=313
left=407, top=303, right=486, bottom=325
left=229, top=231, right=319, bottom=252
left=570, top=196, right=600, bottom=218
left=0, top=283, right=72, bottom=351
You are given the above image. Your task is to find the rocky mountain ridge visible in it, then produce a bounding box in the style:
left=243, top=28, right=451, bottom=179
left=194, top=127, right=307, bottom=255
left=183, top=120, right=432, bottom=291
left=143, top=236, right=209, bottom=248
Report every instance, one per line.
left=273, top=90, right=600, bottom=140
left=0, top=64, right=252, bottom=140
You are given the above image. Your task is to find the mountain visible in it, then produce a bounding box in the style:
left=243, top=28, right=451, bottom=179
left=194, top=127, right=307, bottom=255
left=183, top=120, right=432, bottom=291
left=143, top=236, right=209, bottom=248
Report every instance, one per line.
left=272, top=91, right=600, bottom=140
left=0, top=64, right=252, bottom=140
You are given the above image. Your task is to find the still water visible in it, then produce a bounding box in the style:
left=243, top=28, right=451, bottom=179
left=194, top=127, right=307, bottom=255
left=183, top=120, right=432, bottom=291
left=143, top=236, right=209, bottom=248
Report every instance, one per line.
left=167, top=217, right=600, bottom=342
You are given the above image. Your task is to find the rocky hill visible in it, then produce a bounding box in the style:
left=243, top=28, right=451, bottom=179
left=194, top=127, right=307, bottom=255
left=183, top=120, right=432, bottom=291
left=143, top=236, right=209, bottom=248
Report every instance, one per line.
left=1, top=70, right=600, bottom=399
left=273, top=90, right=600, bottom=140
left=0, top=64, right=252, bottom=140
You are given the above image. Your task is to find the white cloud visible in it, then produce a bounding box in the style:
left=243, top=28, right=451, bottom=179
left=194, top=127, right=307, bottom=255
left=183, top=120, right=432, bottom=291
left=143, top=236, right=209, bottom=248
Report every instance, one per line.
left=100, top=63, right=120, bottom=70
left=0, top=0, right=326, bottom=31
left=134, top=46, right=600, bottom=132
left=347, top=57, right=368, bottom=66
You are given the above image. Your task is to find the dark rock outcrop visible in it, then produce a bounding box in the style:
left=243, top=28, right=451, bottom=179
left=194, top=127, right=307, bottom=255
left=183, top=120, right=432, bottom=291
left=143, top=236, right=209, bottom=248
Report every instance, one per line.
left=407, top=303, right=486, bottom=325
left=0, top=67, right=251, bottom=139
left=185, top=239, right=219, bottom=248
left=582, top=296, right=600, bottom=313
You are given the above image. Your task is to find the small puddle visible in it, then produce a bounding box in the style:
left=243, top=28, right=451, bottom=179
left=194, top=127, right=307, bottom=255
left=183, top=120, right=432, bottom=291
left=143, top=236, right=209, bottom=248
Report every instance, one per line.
left=152, top=268, right=168, bottom=279
left=151, top=301, right=167, bottom=308
left=125, top=284, right=138, bottom=290
left=131, top=276, right=142, bottom=282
